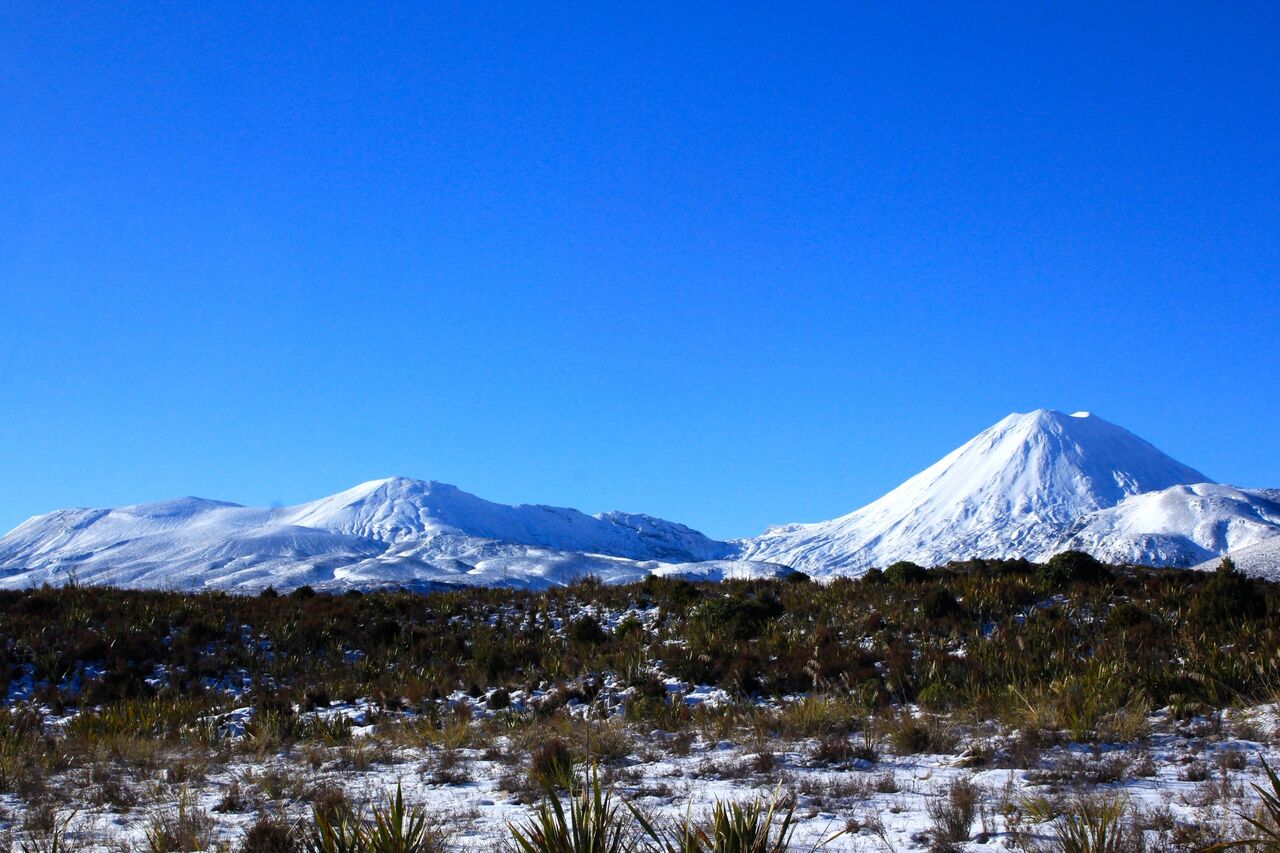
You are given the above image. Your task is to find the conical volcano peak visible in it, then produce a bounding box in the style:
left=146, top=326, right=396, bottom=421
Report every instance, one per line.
left=976, top=409, right=1211, bottom=502
left=740, top=408, right=1213, bottom=574
left=1001, top=408, right=1111, bottom=432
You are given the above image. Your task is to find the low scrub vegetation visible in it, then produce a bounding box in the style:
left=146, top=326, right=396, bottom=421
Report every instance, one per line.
left=0, top=555, right=1278, bottom=850
left=1, top=555, right=1275, bottom=732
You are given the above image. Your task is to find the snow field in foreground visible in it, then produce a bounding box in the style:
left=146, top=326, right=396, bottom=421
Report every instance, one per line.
left=5, top=700, right=1279, bottom=852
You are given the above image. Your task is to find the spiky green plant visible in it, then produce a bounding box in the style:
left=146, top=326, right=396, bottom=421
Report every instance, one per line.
left=300, top=801, right=364, bottom=853
left=509, top=766, right=632, bottom=853
left=707, top=799, right=795, bottom=853
left=1053, top=795, right=1131, bottom=853
left=365, top=784, right=443, bottom=853
left=630, top=787, right=825, bottom=853
left=1201, top=757, right=1280, bottom=852
left=300, top=784, right=441, bottom=853
left=1238, top=757, right=1280, bottom=850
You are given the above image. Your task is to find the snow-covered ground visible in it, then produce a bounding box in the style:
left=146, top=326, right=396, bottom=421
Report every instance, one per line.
left=3, top=696, right=1276, bottom=851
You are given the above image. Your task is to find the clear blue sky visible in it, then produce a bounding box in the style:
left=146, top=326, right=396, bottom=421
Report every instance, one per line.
left=2, top=3, right=1277, bottom=540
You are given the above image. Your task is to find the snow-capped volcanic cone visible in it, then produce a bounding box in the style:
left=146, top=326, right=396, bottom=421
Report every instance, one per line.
left=739, top=409, right=1212, bottom=575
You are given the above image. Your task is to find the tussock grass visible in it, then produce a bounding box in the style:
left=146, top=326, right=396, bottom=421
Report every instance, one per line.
left=925, top=779, right=978, bottom=849
left=1052, top=795, right=1133, bottom=853
left=1, top=560, right=1279, bottom=852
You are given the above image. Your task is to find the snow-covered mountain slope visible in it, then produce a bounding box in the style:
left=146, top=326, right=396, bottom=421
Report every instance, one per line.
left=1194, top=537, right=1280, bottom=580
left=738, top=409, right=1214, bottom=575
left=0, top=478, right=751, bottom=592
left=326, top=540, right=794, bottom=592
left=284, top=477, right=732, bottom=561
left=1057, top=483, right=1280, bottom=567
left=0, top=498, right=384, bottom=589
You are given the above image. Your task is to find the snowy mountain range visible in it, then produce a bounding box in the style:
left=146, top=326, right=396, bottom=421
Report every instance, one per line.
left=2, top=409, right=1277, bottom=590
left=0, top=478, right=779, bottom=592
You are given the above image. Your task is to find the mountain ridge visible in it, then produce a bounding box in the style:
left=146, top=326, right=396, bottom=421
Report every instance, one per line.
left=0, top=475, right=762, bottom=591
left=2, top=409, right=1277, bottom=590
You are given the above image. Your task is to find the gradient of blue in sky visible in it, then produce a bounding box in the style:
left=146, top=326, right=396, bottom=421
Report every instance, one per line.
left=2, top=2, right=1278, bottom=539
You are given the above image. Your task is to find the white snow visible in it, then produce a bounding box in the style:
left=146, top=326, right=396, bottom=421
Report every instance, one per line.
left=8, top=699, right=1280, bottom=852
left=2, top=409, right=1277, bottom=589
left=1197, top=536, right=1280, bottom=580
left=0, top=478, right=767, bottom=592
left=1059, top=483, right=1280, bottom=567
left=738, top=409, right=1217, bottom=575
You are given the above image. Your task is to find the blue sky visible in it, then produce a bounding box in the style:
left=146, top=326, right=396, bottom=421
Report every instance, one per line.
left=2, top=3, right=1277, bottom=539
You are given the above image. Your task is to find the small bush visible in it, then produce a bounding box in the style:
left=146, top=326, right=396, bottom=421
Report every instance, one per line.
left=567, top=616, right=607, bottom=645
left=1106, top=602, right=1152, bottom=630
left=693, top=593, right=784, bottom=642
left=887, top=714, right=932, bottom=754
left=1039, top=551, right=1110, bottom=587
left=240, top=814, right=298, bottom=853
left=428, top=747, right=472, bottom=786
left=926, top=779, right=978, bottom=849
left=214, top=780, right=251, bottom=814
left=146, top=796, right=215, bottom=853
left=916, top=683, right=951, bottom=711
left=581, top=722, right=634, bottom=764
left=884, top=562, right=928, bottom=584
left=1180, top=761, right=1209, bottom=782
left=920, top=588, right=961, bottom=620
left=885, top=712, right=954, bottom=756
left=810, top=735, right=857, bottom=766
left=1191, top=557, right=1265, bottom=626
left=530, top=737, right=576, bottom=789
